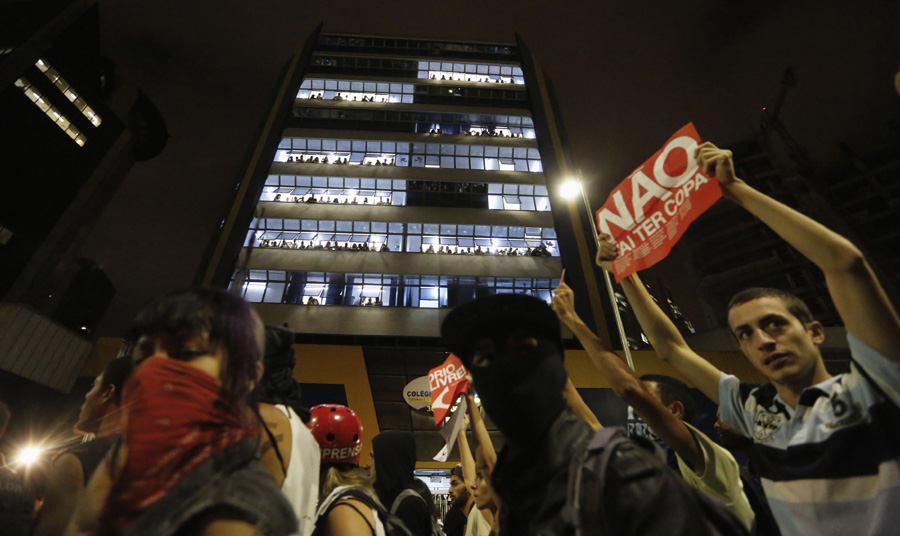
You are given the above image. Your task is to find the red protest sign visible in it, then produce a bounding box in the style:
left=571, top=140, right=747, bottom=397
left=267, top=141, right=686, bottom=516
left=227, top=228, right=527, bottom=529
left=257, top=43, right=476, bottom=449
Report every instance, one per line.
left=428, top=354, right=469, bottom=426
left=595, top=123, right=721, bottom=282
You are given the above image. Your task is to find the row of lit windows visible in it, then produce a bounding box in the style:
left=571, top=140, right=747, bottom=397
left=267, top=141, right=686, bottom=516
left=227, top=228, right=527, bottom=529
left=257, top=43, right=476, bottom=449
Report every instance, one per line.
left=416, top=60, right=524, bottom=84
left=309, top=55, right=523, bottom=84
left=235, top=270, right=558, bottom=308
left=293, top=106, right=536, bottom=138
left=260, top=175, right=554, bottom=211
left=246, top=218, right=558, bottom=254
left=298, top=78, right=415, bottom=103
left=275, top=137, right=543, bottom=172
left=36, top=58, right=102, bottom=127
left=14, top=78, right=86, bottom=146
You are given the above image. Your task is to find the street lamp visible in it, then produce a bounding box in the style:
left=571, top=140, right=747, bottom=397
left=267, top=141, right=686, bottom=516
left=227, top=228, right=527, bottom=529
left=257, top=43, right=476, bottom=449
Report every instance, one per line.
left=561, top=173, right=635, bottom=370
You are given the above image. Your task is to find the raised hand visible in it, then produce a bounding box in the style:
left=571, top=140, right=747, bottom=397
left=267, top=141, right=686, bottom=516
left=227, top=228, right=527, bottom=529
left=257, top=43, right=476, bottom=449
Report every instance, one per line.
left=594, top=233, right=619, bottom=271
left=694, top=142, right=740, bottom=194
left=551, top=281, right=585, bottom=331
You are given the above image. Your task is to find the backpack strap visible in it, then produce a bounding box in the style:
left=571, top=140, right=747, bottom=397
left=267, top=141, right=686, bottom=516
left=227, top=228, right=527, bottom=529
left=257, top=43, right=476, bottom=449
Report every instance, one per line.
left=390, top=488, right=426, bottom=515
left=563, top=427, right=650, bottom=536
left=331, top=501, right=377, bottom=536
left=316, top=488, right=382, bottom=536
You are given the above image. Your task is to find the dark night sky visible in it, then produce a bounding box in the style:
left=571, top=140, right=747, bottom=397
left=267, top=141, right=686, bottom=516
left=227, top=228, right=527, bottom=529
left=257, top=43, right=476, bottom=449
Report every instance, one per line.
left=78, top=0, right=900, bottom=336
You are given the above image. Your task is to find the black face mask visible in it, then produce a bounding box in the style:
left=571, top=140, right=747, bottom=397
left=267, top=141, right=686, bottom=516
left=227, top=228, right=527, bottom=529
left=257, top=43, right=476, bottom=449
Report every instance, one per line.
left=469, top=338, right=567, bottom=444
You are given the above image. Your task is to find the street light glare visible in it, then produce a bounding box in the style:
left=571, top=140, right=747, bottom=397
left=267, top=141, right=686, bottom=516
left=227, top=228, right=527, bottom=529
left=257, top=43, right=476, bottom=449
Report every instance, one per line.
left=16, top=445, right=43, bottom=466
left=560, top=180, right=581, bottom=199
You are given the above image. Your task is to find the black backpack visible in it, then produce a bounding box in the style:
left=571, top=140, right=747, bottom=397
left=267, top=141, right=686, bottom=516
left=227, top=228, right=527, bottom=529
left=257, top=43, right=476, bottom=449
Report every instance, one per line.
left=554, top=427, right=750, bottom=536
left=390, top=489, right=444, bottom=536
left=313, top=487, right=415, bottom=536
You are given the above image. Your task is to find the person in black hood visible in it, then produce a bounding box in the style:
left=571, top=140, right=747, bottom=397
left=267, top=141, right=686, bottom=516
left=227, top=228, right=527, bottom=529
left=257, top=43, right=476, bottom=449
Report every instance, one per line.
left=441, top=293, right=593, bottom=536
left=372, top=430, right=431, bottom=536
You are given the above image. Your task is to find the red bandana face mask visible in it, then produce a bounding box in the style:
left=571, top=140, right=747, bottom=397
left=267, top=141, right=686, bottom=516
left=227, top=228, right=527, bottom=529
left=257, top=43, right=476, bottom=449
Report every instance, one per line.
left=101, top=356, right=258, bottom=534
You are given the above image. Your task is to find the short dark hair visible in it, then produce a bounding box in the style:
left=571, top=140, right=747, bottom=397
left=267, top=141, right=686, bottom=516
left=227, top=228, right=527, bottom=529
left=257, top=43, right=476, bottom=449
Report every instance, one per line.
left=131, top=288, right=262, bottom=405
left=727, top=287, right=814, bottom=325
left=641, top=374, right=697, bottom=423
left=450, top=464, right=464, bottom=479
left=100, top=358, right=134, bottom=403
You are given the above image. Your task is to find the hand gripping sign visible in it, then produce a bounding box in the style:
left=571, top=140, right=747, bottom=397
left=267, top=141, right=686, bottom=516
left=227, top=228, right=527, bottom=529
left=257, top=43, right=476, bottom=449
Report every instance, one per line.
left=428, top=354, right=469, bottom=426
left=595, top=123, right=721, bottom=282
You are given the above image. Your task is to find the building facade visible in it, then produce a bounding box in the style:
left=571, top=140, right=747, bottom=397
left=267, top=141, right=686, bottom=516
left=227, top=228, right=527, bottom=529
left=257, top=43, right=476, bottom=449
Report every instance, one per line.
left=200, top=29, right=617, bottom=461
left=203, top=29, right=611, bottom=344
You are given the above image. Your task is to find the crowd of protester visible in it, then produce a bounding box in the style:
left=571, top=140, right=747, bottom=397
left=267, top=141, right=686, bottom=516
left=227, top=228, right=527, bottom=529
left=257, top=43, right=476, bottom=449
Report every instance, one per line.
left=1, top=139, right=898, bottom=536
left=270, top=193, right=393, bottom=205
left=256, top=237, right=552, bottom=258
left=284, top=155, right=396, bottom=166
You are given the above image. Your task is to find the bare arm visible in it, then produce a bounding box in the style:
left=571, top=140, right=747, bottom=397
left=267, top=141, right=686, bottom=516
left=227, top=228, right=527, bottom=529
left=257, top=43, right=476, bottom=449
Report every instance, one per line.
left=563, top=378, right=602, bottom=430
left=324, top=499, right=378, bottom=536
left=34, top=453, right=84, bottom=536
left=697, top=142, right=900, bottom=361
left=456, top=412, right=477, bottom=494
left=64, top=445, right=122, bottom=536
left=465, top=390, right=497, bottom=471
left=595, top=239, right=723, bottom=403
left=257, top=403, right=292, bottom=487
left=552, top=282, right=705, bottom=472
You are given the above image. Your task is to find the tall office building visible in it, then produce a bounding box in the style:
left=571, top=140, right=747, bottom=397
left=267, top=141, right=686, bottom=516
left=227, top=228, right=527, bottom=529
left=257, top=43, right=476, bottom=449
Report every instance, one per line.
left=203, top=29, right=610, bottom=342
left=201, top=29, right=612, bottom=458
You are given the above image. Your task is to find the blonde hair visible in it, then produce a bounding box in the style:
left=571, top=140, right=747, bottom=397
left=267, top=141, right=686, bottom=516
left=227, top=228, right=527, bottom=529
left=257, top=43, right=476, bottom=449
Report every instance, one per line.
left=320, top=465, right=381, bottom=505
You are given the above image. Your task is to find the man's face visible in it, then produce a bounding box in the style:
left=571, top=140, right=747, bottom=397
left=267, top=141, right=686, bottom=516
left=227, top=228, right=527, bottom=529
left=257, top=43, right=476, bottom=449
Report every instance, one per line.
left=75, top=374, right=107, bottom=435
left=448, top=475, right=468, bottom=505
left=728, top=296, right=825, bottom=385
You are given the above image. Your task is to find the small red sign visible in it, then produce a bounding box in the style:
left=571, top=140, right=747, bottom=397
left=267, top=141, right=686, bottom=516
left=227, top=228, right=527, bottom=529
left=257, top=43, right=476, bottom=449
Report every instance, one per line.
left=428, top=354, right=469, bottom=426
left=595, top=123, right=721, bottom=281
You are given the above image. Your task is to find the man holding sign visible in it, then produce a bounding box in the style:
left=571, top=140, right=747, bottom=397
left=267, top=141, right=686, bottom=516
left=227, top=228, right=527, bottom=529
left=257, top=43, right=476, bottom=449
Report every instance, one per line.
left=595, top=123, right=721, bottom=282
left=597, top=142, right=900, bottom=536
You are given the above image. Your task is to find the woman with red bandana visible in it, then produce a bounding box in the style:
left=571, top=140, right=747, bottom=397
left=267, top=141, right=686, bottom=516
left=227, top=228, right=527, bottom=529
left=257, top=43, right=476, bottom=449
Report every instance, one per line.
left=65, top=288, right=297, bottom=536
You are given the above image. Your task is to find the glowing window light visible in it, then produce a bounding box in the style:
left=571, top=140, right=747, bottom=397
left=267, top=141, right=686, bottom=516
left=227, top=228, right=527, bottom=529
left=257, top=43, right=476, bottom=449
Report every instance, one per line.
left=35, top=58, right=102, bottom=127
left=15, top=77, right=86, bottom=147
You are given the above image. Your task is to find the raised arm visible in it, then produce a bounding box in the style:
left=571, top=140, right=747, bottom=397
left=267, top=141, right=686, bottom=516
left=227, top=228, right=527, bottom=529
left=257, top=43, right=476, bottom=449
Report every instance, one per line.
left=595, top=239, right=723, bottom=403
left=697, top=142, right=900, bottom=361
left=563, top=377, right=602, bottom=431
left=456, top=412, right=476, bottom=488
left=551, top=282, right=705, bottom=472
left=465, top=387, right=497, bottom=471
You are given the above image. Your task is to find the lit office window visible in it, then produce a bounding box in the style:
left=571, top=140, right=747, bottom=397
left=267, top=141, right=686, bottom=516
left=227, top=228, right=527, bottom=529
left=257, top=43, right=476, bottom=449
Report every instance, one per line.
left=260, top=176, right=552, bottom=212
left=233, top=270, right=560, bottom=308
left=275, top=137, right=543, bottom=172
left=417, top=61, right=525, bottom=84
left=299, top=78, right=415, bottom=104
left=35, top=58, right=102, bottom=126
left=246, top=217, right=559, bottom=257
left=14, top=78, right=86, bottom=146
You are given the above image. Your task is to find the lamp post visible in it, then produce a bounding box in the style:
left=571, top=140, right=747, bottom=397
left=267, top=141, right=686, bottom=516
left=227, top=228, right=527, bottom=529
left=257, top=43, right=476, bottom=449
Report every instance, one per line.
left=560, top=174, right=635, bottom=371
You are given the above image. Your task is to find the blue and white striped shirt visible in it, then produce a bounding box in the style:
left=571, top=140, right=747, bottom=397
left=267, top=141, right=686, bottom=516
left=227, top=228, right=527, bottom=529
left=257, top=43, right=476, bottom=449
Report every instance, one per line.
left=719, top=334, right=900, bottom=536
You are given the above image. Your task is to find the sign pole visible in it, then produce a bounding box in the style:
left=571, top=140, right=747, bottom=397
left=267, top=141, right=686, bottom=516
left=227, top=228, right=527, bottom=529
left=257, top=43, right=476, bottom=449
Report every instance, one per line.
left=575, top=172, right=635, bottom=371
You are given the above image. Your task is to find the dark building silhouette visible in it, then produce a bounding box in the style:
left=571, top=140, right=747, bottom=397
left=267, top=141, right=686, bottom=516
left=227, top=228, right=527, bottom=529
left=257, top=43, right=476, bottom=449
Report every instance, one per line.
left=0, top=0, right=165, bottom=394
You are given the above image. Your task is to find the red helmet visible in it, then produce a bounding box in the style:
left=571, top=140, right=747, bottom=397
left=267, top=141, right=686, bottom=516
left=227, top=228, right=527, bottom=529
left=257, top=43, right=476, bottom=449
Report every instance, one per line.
left=308, top=404, right=363, bottom=465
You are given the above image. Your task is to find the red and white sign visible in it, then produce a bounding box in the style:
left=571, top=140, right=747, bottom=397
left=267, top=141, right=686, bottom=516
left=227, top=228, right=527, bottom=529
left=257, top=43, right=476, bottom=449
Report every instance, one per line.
left=428, top=354, right=469, bottom=426
left=595, top=123, right=721, bottom=282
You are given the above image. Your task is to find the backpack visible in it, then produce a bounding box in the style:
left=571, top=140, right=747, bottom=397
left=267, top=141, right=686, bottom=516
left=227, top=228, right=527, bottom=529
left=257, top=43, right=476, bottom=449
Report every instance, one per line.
left=314, top=487, right=415, bottom=536
left=556, top=427, right=750, bottom=536
left=390, top=489, right=444, bottom=536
